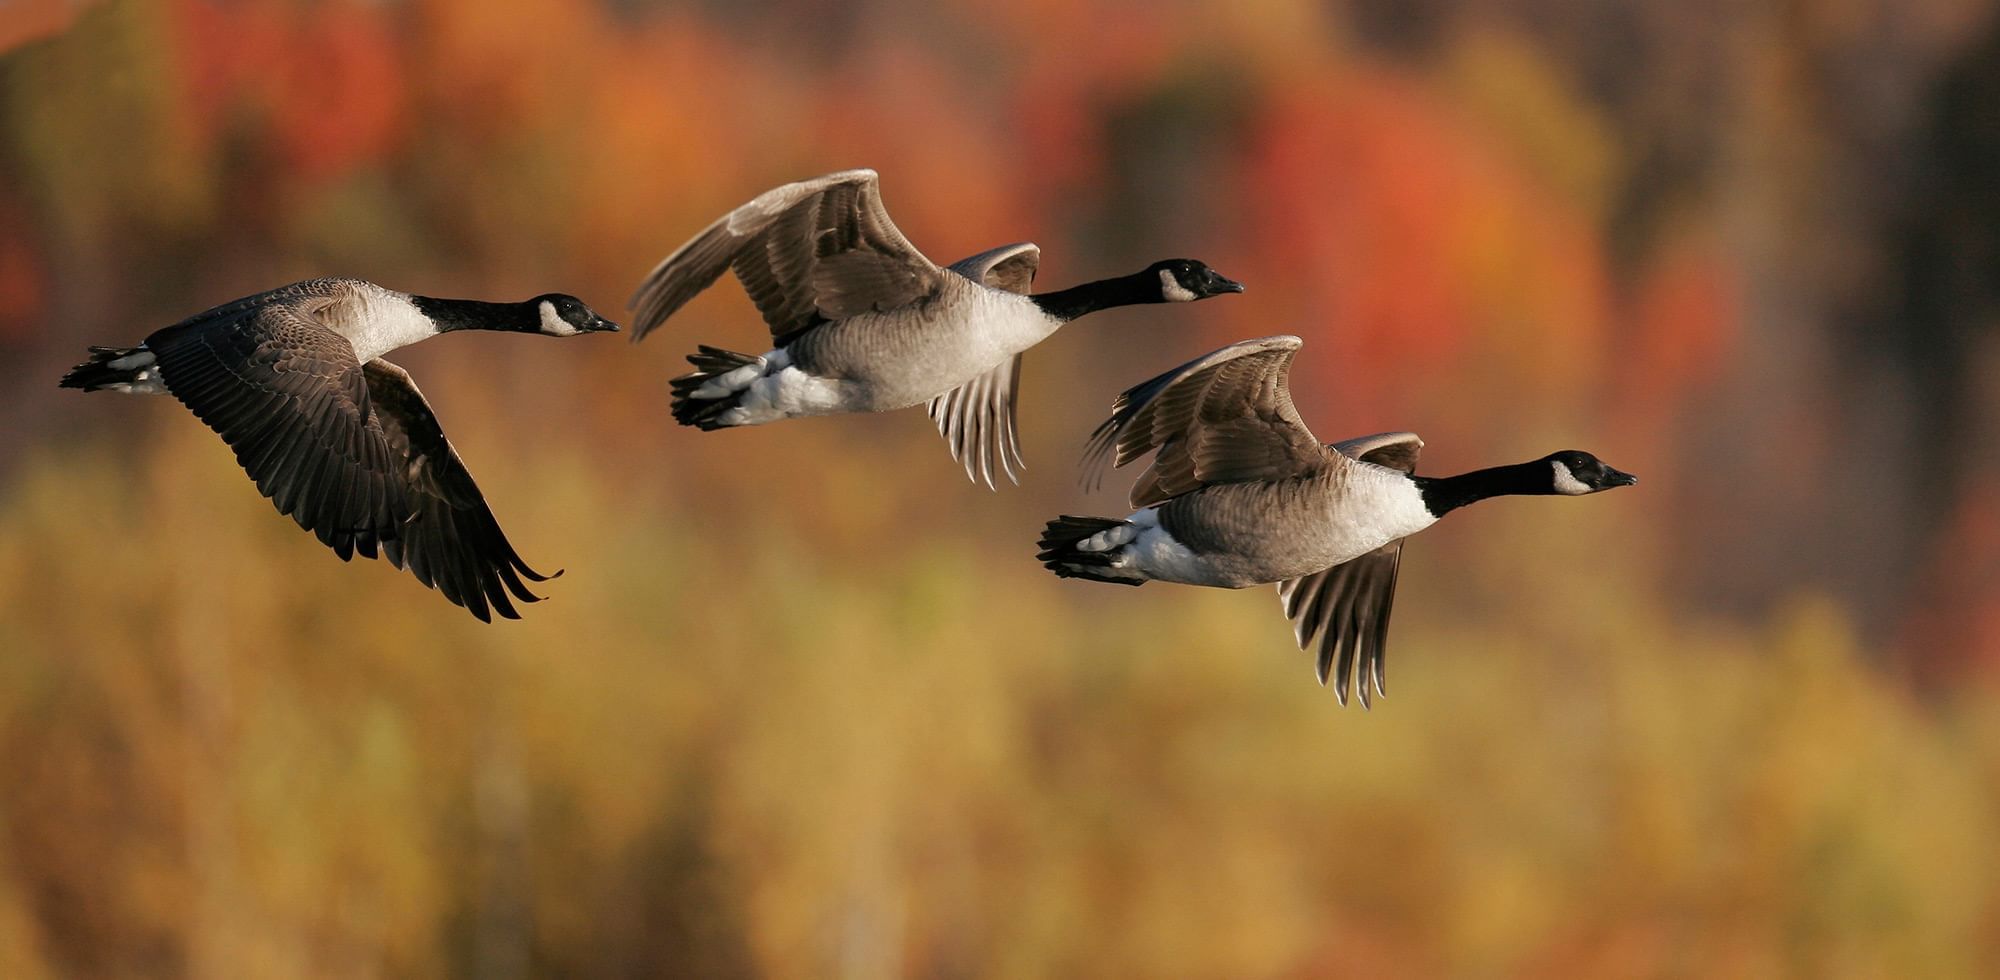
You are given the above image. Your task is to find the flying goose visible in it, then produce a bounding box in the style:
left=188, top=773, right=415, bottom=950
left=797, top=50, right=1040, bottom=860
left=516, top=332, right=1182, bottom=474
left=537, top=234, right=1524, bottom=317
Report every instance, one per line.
left=627, top=169, right=1244, bottom=488
left=59, top=277, right=619, bottom=622
left=1036, top=335, right=1636, bottom=705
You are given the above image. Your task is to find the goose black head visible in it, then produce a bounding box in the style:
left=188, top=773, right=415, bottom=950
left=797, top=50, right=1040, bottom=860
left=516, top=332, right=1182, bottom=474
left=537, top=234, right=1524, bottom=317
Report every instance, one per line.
left=1543, top=450, right=1638, bottom=495
left=534, top=294, right=620, bottom=336
left=1149, top=259, right=1244, bottom=303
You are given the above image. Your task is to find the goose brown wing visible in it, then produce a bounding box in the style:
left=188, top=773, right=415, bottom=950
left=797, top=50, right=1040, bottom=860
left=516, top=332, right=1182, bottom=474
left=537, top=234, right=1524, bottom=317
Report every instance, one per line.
left=629, top=169, right=945, bottom=346
left=1275, top=431, right=1426, bottom=705
left=363, top=361, right=558, bottom=622
left=1080, top=335, right=1331, bottom=508
left=1330, top=431, right=1424, bottom=474
left=147, top=302, right=410, bottom=568
left=928, top=354, right=1025, bottom=489
left=946, top=241, right=1040, bottom=295
left=1277, top=546, right=1403, bottom=707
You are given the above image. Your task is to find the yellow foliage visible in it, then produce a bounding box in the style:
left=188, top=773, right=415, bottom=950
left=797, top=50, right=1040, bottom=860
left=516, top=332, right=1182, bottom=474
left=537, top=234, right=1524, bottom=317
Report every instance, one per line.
left=1, top=435, right=1994, bottom=977
left=1444, top=29, right=1623, bottom=222
left=4, top=0, right=1995, bottom=975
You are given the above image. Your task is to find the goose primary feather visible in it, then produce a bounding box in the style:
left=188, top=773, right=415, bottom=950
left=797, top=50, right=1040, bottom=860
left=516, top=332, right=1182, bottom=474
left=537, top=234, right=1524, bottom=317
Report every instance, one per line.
left=1039, top=335, right=1637, bottom=705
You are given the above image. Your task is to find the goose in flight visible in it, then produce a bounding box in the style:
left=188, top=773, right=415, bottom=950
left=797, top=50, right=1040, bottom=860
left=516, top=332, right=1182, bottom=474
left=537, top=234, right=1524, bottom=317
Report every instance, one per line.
left=60, top=277, right=619, bottom=621
left=627, top=169, right=1244, bottom=488
left=1036, top=335, right=1636, bottom=704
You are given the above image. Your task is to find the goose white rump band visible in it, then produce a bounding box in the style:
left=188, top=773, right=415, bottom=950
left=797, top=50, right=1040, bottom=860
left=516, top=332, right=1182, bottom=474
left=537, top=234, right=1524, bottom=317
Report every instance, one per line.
left=98, top=348, right=165, bottom=394
left=691, top=351, right=782, bottom=400
left=704, top=349, right=850, bottom=425
left=1068, top=508, right=1215, bottom=585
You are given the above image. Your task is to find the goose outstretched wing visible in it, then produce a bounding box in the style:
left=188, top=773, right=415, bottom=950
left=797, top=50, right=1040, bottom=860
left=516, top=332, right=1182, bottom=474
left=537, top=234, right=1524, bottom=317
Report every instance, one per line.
left=1080, top=335, right=1331, bottom=508
left=629, top=169, right=945, bottom=346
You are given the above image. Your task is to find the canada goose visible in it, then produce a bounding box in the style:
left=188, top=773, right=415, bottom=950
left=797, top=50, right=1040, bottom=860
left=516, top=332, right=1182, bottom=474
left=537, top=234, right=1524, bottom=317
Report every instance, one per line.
left=628, top=169, right=1244, bottom=488
left=1037, top=335, right=1636, bottom=705
left=59, top=277, right=620, bottom=622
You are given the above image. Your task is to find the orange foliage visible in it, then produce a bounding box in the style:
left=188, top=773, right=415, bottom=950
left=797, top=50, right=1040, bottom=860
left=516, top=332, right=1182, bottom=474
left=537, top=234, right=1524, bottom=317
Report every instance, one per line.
left=805, top=43, right=1029, bottom=258
left=0, top=0, right=102, bottom=55
left=4, top=0, right=1998, bottom=974
left=413, top=0, right=596, bottom=132
left=0, top=203, right=44, bottom=343
left=170, top=0, right=405, bottom=181
left=1904, top=476, right=2000, bottom=675
left=1622, top=238, right=1739, bottom=426
left=1241, top=64, right=1612, bottom=427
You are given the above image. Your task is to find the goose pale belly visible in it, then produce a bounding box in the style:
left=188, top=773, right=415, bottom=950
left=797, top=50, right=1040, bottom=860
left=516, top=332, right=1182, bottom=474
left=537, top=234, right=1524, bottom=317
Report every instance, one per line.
left=787, top=284, right=1059, bottom=412
left=1143, top=471, right=1437, bottom=588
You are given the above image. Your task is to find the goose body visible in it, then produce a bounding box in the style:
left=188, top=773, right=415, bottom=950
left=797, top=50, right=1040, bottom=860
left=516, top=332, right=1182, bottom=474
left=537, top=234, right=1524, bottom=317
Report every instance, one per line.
left=59, top=277, right=619, bottom=621
left=698, top=274, right=1057, bottom=423
left=1080, top=464, right=1440, bottom=589
left=1039, top=335, right=1636, bottom=704
left=325, top=279, right=456, bottom=361
left=628, top=169, right=1243, bottom=487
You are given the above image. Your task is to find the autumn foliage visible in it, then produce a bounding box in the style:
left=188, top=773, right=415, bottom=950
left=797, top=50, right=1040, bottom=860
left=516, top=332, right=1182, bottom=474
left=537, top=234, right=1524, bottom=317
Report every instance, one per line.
left=1, top=0, right=1997, bottom=975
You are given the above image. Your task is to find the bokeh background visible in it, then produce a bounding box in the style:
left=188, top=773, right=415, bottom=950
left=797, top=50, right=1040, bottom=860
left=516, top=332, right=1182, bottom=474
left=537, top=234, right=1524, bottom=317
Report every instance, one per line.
left=3, top=0, right=1999, bottom=975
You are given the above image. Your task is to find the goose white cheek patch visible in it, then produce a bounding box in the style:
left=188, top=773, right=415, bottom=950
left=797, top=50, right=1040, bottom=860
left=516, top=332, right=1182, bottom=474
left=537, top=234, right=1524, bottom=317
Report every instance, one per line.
left=539, top=300, right=578, bottom=336
left=1551, top=460, right=1592, bottom=495
left=1159, top=269, right=1199, bottom=303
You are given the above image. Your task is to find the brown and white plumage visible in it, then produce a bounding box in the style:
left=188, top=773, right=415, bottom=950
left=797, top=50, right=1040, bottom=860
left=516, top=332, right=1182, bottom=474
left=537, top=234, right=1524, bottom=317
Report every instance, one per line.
left=1040, top=335, right=1637, bottom=705
left=1277, top=433, right=1425, bottom=706
left=60, top=277, right=618, bottom=621
left=925, top=242, right=1042, bottom=485
left=630, top=169, right=1243, bottom=488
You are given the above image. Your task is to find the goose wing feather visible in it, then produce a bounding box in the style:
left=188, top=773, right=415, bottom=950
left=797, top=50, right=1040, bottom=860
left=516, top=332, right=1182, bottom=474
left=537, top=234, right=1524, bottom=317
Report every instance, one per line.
left=924, top=243, right=1042, bottom=488
left=628, top=169, right=944, bottom=346
left=364, top=360, right=559, bottom=622
left=1330, top=431, right=1424, bottom=473
left=1080, top=335, right=1332, bottom=508
left=946, top=242, right=1041, bottom=295
left=1277, top=545, right=1403, bottom=706
left=1274, top=431, right=1424, bottom=704
left=145, top=300, right=550, bottom=622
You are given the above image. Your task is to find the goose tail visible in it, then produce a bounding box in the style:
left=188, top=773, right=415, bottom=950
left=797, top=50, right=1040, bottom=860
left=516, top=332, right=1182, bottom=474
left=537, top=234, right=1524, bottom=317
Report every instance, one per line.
left=1037, top=515, right=1147, bottom=586
left=669, top=345, right=765, bottom=430
left=60, top=346, right=164, bottom=394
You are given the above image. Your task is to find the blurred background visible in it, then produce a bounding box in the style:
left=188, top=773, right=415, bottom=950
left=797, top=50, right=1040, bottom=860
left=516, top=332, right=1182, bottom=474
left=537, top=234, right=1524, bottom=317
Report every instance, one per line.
left=3, top=0, right=1998, bottom=975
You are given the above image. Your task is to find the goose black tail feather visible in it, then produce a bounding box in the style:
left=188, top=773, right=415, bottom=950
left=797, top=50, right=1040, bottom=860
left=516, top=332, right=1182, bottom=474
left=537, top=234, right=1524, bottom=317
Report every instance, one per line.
left=669, top=345, right=760, bottom=430
left=1037, top=515, right=1145, bottom=587
left=59, top=346, right=146, bottom=391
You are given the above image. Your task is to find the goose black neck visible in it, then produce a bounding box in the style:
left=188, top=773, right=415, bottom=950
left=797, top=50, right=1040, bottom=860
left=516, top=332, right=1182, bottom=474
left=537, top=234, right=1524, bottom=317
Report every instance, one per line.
left=411, top=296, right=539, bottom=334
left=1412, top=461, right=1555, bottom=517
left=1031, top=271, right=1162, bottom=322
